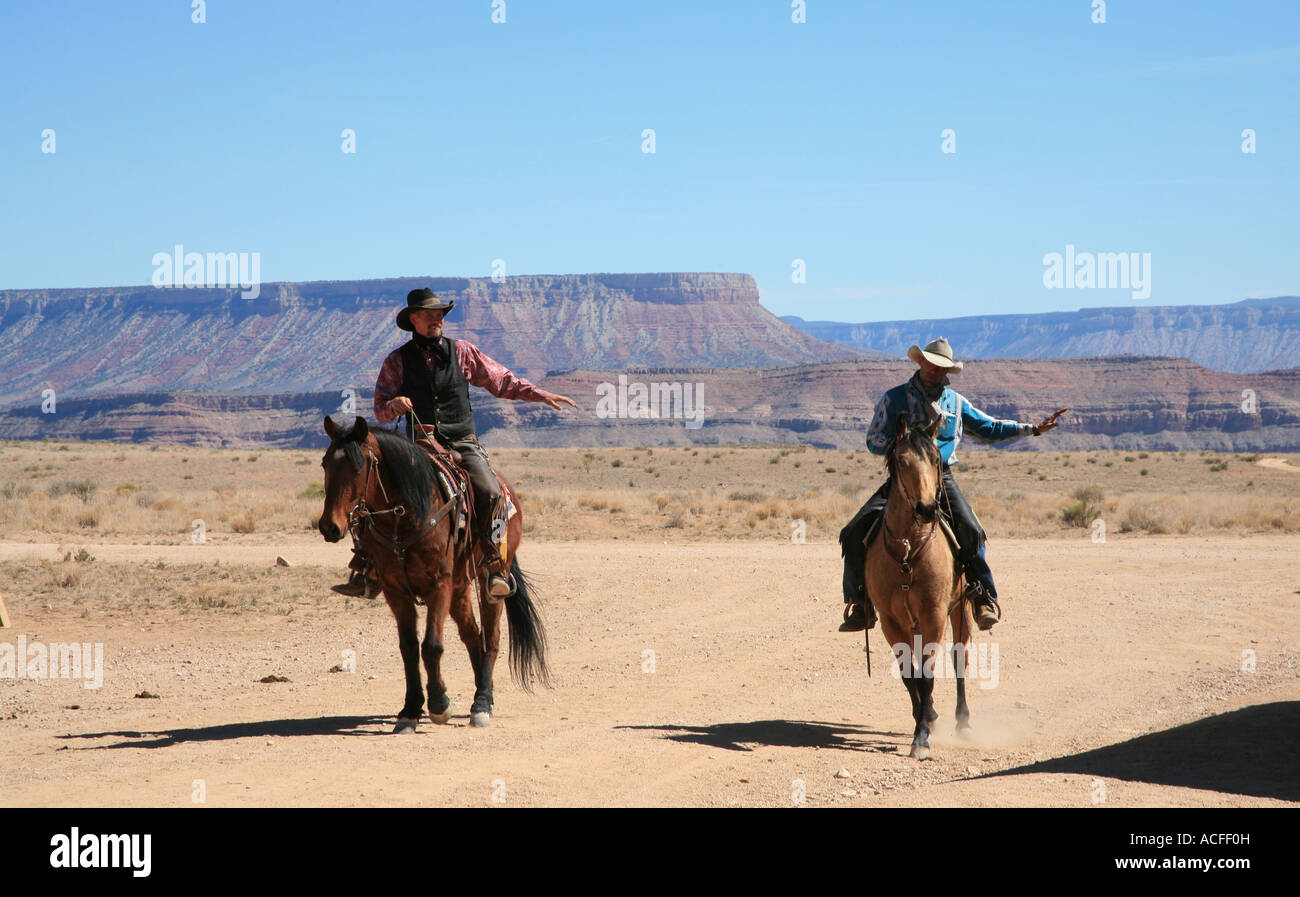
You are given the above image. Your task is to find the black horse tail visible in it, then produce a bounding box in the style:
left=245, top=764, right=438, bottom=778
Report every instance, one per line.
left=505, top=556, right=550, bottom=692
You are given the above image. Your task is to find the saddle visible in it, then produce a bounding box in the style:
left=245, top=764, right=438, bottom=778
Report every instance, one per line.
left=412, top=433, right=517, bottom=547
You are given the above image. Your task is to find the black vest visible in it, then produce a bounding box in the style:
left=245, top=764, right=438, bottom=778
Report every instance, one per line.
left=399, top=337, right=475, bottom=442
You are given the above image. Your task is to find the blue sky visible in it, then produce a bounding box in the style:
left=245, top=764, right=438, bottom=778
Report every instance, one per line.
left=1, top=0, right=1297, bottom=321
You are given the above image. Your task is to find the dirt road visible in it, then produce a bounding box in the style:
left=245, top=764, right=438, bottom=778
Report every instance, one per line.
left=1, top=535, right=1296, bottom=807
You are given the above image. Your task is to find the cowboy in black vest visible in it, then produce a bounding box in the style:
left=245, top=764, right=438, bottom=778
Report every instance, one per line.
left=332, top=288, right=577, bottom=599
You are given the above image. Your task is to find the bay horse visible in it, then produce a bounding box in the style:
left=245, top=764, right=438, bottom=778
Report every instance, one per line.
left=317, top=415, right=548, bottom=732
left=865, top=414, right=973, bottom=760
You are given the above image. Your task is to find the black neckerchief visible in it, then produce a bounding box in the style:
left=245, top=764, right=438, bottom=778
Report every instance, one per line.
left=411, top=332, right=447, bottom=361
left=910, top=370, right=948, bottom=402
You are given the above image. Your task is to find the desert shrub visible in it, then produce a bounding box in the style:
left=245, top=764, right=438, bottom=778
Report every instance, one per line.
left=231, top=514, right=256, bottom=534
left=1119, top=503, right=1168, bottom=534
left=50, top=479, right=97, bottom=502
left=1062, top=484, right=1104, bottom=527
left=2, top=482, right=31, bottom=500
left=51, top=563, right=82, bottom=589
left=297, top=481, right=325, bottom=500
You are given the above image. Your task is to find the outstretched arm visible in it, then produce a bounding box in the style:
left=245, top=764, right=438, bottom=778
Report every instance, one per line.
left=457, top=340, right=578, bottom=410
left=961, top=398, right=1068, bottom=442
left=960, top=396, right=1035, bottom=443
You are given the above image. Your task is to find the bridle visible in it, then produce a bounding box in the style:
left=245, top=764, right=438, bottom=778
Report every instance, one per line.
left=335, top=439, right=460, bottom=605
left=882, top=435, right=944, bottom=594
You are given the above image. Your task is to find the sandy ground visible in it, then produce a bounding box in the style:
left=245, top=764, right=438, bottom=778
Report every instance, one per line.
left=1, top=533, right=1297, bottom=808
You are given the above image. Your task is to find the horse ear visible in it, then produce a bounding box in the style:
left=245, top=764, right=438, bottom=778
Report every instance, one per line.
left=925, top=416, right=942, bottom=440
left=353, top=417, right=369, bottom=441
left=324, top=415, right=339, bottom=439
left=894, top=414, right=908, bottom=439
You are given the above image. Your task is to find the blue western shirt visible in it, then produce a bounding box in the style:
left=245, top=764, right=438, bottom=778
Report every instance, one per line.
left=865, top=372, right=1033, bottom=465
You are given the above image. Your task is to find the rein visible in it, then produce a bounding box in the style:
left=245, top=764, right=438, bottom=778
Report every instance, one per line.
left=882, top=442, right=943, bottom=593
left=344, top=442, right=460, bottom=606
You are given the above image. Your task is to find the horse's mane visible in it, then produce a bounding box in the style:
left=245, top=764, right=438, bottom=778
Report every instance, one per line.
left=334, top=424, right=434, bottom=521
left=889, top=421, right=941, bottom=472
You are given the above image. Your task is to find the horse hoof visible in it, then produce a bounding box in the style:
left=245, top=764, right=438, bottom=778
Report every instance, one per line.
left=428, top=710, right=451, bottom=725
left=910, top=744, right=931, bottom=761
left=470, top=711, right=492, bottom=728
left=392, top=717, right=419, bottom=734
left=956, top=723, right=973, bottom=739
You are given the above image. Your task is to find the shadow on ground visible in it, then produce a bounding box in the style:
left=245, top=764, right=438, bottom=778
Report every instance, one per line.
left=616, top=719, right=904, bottom=753
left=54, top=715, right=394, bottom=749
left=981, top=701, right=1300, bottom=801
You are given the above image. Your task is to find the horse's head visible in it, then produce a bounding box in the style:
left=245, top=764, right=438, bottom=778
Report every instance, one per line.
left=889, top=414, right=942, bottom=521
left=318, top=414, right=378, bottom=543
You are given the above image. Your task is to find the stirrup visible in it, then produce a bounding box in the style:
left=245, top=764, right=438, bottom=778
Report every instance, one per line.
left=839, top=601, right=874, bottom=632
left=332, top=570, right=379, bottom=599
left=966, top=583, right=1001, bottom=630
left=487, top=572, right=515, bottom=602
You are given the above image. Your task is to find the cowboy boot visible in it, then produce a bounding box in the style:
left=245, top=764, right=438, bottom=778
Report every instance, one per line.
left=482, top=543, right=513, bottom=600
left=965, top=581, right=1001, bottom=631
left=479, top=500, right=513, bottom=600
left=839, top=557, right=877, bottom=632
left=332, top=548, right=380, bottom=599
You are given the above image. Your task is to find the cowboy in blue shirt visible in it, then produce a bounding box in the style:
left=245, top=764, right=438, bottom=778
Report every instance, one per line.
left=838, top=337, right=1066, bottom=633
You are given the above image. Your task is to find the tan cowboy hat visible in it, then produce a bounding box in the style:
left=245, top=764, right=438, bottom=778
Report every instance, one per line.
left=396, top=288, right=455, bottom=331
left=907, top=336, right=964, bottom=373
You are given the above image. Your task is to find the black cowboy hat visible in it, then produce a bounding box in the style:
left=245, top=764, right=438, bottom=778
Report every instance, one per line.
left=396, top=288, right=455, bottom=331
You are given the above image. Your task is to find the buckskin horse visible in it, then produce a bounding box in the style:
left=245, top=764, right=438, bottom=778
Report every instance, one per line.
left=865, top=414, right=973, bottom=760
left=317, top=415, right=548, bottom=732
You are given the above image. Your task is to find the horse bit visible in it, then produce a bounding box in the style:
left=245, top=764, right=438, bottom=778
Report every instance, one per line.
left=346, top=446, right=458, bottom=605
left=882, top=443, right=943, bottom=594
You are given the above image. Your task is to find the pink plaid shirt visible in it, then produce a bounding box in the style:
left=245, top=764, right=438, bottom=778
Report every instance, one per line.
left=373, top=338, right=548, bottom=423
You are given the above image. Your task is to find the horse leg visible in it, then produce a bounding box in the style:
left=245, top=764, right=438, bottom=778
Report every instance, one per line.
left=449, top=574, right=494, bottom=727
left=388, top=595, right=425, bottom=734
left=472, top=574, right=506, bottom=726
left=422, top=575, right=454, bottom=724
left=949, top=603, right=972, bottom=735
left=909, top=609, right=947, bottom=760
left=879, top=614, right=923, bottom=752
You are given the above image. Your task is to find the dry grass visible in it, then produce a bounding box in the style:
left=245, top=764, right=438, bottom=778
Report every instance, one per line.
left=0, top=439, right=1297, bottom=544
left=0, top=554, right=376, bottom=620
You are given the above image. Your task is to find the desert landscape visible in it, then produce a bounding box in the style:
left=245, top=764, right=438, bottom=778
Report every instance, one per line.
left=2, top=438, right=1296, bottom=807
